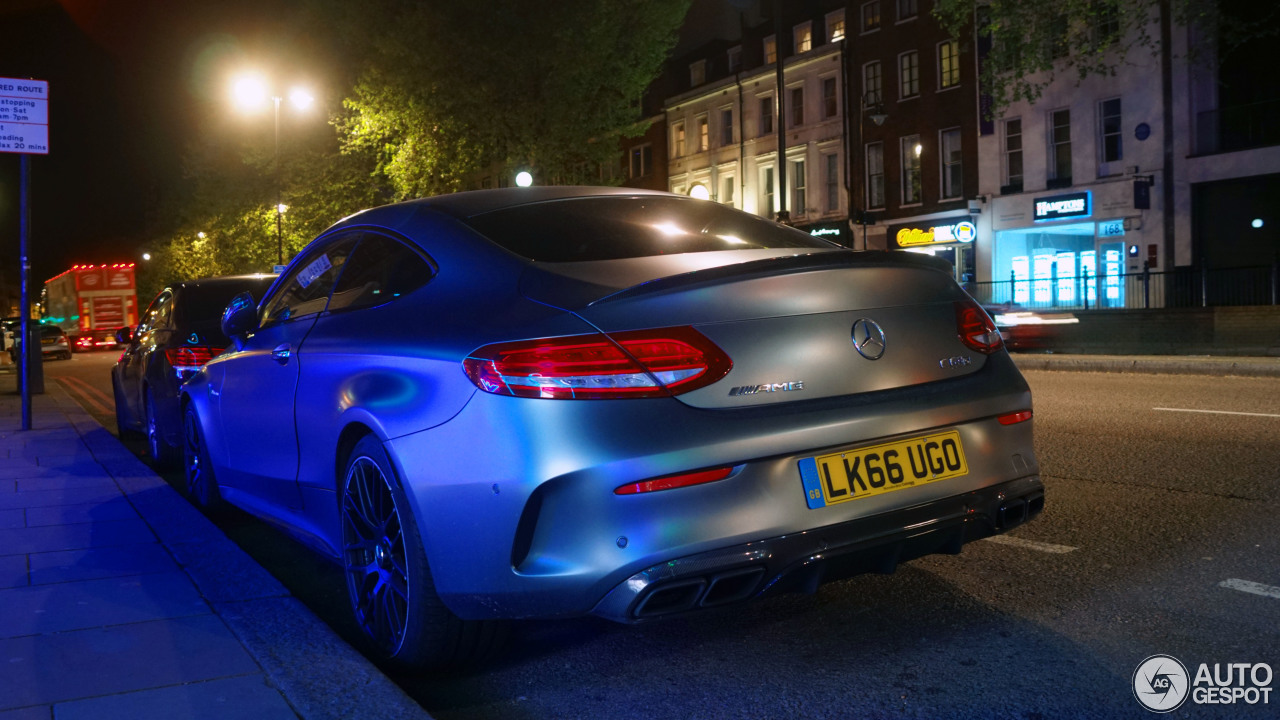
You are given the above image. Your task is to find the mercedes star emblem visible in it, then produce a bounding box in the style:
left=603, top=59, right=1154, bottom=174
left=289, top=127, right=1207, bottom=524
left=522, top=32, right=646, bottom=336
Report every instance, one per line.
left=851, top=318, right=886, bottom=360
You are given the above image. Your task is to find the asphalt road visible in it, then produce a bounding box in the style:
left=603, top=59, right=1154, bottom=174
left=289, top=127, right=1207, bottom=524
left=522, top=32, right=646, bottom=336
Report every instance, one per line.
left=42, top=353, right=1280, bottom=719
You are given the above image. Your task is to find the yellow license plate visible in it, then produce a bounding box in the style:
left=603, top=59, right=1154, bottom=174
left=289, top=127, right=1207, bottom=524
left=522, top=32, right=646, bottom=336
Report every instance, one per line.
left=798, top=430, right=968, bottom=509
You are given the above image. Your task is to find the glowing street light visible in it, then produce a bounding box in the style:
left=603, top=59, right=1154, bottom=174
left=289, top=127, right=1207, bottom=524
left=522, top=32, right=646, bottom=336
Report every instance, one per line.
left=230, top=70, right=315, bottom=265
left=515, top=171, right=533, bottom=187
left=141, top=252, right=152, bottom=261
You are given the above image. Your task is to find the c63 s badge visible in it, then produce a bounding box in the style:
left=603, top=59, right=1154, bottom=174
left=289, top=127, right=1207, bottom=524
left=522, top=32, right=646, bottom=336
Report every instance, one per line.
left=729, top=381, right=805, bottom=397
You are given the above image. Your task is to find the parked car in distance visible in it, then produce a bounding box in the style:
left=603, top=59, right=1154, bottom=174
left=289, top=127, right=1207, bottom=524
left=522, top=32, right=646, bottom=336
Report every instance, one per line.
left=181, top=187, right=1042, bottom=670
left=39, top=324, right=72, bottom=361
left=113, top=274, right=277, bottom=466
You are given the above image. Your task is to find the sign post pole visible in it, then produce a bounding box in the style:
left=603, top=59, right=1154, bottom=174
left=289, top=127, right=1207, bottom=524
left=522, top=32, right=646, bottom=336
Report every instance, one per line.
left=1, top=76, right=51, bottom=430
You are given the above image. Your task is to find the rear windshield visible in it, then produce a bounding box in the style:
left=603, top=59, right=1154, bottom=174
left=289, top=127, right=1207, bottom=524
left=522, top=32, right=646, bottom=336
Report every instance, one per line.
left=464, top=196, right=837, bottom=262
left=175, top=278, right=276, bottom=327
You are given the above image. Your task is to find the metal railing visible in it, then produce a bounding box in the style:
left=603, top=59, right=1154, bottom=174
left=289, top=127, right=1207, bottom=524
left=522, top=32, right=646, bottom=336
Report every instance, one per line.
left=968, top=264, right=1280, bottom=310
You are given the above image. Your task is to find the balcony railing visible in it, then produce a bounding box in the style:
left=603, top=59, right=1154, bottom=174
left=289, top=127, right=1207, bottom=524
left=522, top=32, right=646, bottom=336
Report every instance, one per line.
left=1195, top=98, right=1280, bottom=155
left=967, top=264, right=1280, bottom=310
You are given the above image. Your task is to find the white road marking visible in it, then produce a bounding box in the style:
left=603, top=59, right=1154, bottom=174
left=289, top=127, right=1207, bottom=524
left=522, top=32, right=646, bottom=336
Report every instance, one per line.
left=1219, top=578, right=1280, bottom=600
left=983, top=535, right=1077, bottom=554
left=1153, top=407, right=1280, bottom=419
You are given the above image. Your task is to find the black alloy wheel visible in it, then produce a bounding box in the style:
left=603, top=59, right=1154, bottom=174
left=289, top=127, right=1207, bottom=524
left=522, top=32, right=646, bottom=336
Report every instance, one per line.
left=182, top=405, right=223, bottom=510
left=339, top=434, right=506, bottom=670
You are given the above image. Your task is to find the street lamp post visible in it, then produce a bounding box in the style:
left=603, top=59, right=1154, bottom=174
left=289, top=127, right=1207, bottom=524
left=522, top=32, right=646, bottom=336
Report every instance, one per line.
left=232, top=73, right=313, bottom=267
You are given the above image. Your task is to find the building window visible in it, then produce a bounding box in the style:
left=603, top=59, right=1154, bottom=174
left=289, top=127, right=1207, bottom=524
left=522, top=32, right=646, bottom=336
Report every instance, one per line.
left=720, top=107, right=734, bottom=146
left=728, top=46, right=742, bottom=74
left=1093, top=0, right=1121, bottom=46
left=824, top=153, right=840, bottom=213
left=1099, top=97, right=1122, bottom=164
left=897, top=0, right=918, bottom=21
left=792, top=159, right=807, bottom=215
left=629, top=144, right=652, bottom=179
left=938, top=40, right=960, bottom=89
left=899, top=51, right=919, bottom=99
left=1050, top=109, right=1072, bottom=183
left=764, top=35, right=777, bottom=65
left=827, top=10, right=846, bottom=42
left=822, top=77, right=838, bottom=118
left=866, top=142, right=885, bottom=209
left=690, top=60, right=706, bottom=88
left=671, top=121, right=686, bottom=158
left=901, top=135, right=922, bottom=205
left=759, top=95, right=774, bottom=136
left=790, top=86, right=804, bottom=127
left=863, top=61, right=882, bottom=105
left=696, top=115, right=709, bottom=152
left=722, top=175, right=736, bottom=206
left=794, top=22, right=812, bottom=54
left=940, top=128, right=962, bottom=199
left=1003, top=118, right=1023, bottom=191
left=861, top=1, right=881, bottom=33
left=760, top=166, right=775, bottom=219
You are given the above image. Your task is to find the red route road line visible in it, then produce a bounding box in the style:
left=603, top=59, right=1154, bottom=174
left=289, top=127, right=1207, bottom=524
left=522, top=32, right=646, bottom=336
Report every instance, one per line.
left=56, top=375, right=114, bottom=417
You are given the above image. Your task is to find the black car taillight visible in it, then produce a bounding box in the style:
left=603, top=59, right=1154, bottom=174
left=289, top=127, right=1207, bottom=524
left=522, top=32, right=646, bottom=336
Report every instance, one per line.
left=955, top=299, right=1003, bottom=354
left=166, top=346, right=223, bottom=380
left=463, top=326, right=732, bottom=400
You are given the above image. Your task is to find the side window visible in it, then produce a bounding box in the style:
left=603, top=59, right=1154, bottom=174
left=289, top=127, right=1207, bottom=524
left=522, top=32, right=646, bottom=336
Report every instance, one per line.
left=260, top=234, right=361, bottom=328
left=328, top=233, right=435, bottom=314
left=137, top=290, right=172, bottom=334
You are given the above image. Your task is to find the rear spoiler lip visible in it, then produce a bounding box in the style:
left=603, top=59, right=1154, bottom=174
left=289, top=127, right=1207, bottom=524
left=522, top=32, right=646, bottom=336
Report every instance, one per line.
left=588, top=250, right=954, bottom=307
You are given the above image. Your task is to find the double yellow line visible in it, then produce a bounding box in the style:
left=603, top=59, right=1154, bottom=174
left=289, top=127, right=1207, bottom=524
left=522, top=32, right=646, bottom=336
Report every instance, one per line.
left=56, top=375, right=115, bottom=417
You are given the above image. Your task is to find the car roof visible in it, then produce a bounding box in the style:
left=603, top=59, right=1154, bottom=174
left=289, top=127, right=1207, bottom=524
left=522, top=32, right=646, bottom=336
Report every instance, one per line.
left=170, top=274, right=277, bottom=291
left=348, top=186, right=673, bottom=225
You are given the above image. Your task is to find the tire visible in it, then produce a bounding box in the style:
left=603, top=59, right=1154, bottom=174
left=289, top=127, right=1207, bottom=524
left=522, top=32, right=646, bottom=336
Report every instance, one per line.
left=113, top=379, right=142, bottom=440
left=145, top=389, right=180, bottom=469
left=182, top=404, right=224, bottom=511
left=340, top=434, right=506, bottom=670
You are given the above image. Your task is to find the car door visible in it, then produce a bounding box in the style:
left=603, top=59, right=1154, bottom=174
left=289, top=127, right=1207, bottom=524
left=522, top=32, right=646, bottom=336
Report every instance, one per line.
left=212, top=234, right=360, bottom=508
left=118, top=289, right=172, bottom=425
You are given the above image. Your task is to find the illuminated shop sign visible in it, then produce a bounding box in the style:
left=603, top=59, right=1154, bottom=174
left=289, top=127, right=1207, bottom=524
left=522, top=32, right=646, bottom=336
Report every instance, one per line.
left=1034, top=191, right=1091, bottom=221
left=810, top=227, right=841, bottom=237
left=891, top=219, right=976, bottom=248
left=803, top=222, right=849, bottom=243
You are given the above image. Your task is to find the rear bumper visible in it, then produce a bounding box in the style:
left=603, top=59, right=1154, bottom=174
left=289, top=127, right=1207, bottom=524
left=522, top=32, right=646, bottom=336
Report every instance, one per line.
left=592, top=474, right=1044, bottom=623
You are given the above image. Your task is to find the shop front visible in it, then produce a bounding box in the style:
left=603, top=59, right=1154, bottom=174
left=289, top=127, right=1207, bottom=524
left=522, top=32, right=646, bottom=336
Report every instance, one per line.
left=988, top=190, right=1141, bottom=309
left=887, top=215, right=977, bottom=285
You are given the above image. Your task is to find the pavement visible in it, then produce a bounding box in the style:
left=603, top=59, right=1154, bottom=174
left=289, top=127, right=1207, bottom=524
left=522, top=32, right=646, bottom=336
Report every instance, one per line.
left=1009, top=352, right=1280, bottom=377
left=0, top=371, right=430, bottom=720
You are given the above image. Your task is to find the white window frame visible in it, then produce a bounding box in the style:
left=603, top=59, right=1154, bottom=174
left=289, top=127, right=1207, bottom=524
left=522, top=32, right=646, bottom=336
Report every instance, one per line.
left=1098, top=97, right=1123, bottom=170
left=863, top=60, right=883, bottom=105
left=1003, top=118, right=1023, bottom=189
left=937, top=40, right=960, bottom=90
left=671, top=120, right=686, bottom=158
left=898, top=50, right=919, bottom=99
left=821, top=75, right=839, bottom=119
left=719, top=106, right=734, bottom=147
left=900, top=134, right=922, bottom=206
left=758, top=94, right=774, bottom=137
left=897, top=0, right=918, bottom=23
left=764, top=35, right=777, bottom=65
left=696, top=113, right=709, bottom=153
left=794, top=21, right=813, bottom=54
left=823, top=152, right=841, bottom=214
left=759, top=164, right=777, bottom=219
left=939, top=127, right=963, bottom=200
left=865, top=141, right=885, bottom=209
left=826, top=9, right=846, bottom=43
left=629, top=143, right=652, bottom=179
left=728, top=46, right=742, bottom=74
left=789, top=84, right=805, bottom=128
left=791, top=157, right=807, bottom=217
left=861, top=0, right=881, bottom=34
left=1049, top=108, right=1072, bottom=182
left=720, top=173, right=736, bottom=207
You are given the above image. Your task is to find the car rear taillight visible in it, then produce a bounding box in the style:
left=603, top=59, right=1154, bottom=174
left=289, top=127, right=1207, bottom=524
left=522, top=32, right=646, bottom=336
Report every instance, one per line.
left=614, top=466, right=735, bottom=495
left=165, top=346, right=223, bottom=380
left=463, top=327, right=732, bottom=399
left=955, top=299, right=1003, bottom=354
left=998, top=409, right=1033, bottom=425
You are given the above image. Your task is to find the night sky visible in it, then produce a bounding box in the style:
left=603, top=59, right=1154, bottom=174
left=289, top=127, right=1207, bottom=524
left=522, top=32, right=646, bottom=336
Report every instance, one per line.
left=0, top=0, right=314, bottom=286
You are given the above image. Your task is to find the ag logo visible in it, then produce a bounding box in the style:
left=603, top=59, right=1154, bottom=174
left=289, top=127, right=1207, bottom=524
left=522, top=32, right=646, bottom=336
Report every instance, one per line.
left=1134, top=655, right=1190, bottom=712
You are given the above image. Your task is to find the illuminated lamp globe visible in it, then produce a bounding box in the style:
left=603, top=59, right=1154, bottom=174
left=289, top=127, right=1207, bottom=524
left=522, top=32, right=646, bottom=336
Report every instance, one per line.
left=515, top=171, right=533, bottom=187
left=689, top=184, right=711, bottom=201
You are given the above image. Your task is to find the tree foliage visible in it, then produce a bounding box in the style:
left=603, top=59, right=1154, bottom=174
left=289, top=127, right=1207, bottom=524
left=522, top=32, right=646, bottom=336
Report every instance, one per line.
left=932, top=0, right=1280, bottom=114
left=327, top=0, right=690, bottom=198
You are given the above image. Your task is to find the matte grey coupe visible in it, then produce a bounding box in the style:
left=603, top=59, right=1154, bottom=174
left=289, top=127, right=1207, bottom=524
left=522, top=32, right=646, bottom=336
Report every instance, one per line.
left=181, top=187, right=1042, bottom=669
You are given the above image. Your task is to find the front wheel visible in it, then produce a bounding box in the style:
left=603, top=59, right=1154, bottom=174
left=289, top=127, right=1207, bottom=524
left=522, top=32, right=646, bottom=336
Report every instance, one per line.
left=182, top=404, right=224, bottom=511
left=340, top=434, right=505, bottom=670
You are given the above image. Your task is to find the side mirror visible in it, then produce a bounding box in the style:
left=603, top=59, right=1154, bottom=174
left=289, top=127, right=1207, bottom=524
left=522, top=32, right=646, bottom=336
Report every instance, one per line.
left=115, top=326, right=133, bottom=344
left=221, top=292, right=260, bottom=346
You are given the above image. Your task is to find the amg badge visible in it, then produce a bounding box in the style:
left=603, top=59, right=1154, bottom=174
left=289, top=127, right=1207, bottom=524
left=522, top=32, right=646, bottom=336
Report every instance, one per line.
left=729, top=381, right=805, bottom=396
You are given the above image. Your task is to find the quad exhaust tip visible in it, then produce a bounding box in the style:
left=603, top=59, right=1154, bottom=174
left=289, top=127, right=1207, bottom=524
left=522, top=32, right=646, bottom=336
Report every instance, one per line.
left=633, top=566, right=766, bottom=618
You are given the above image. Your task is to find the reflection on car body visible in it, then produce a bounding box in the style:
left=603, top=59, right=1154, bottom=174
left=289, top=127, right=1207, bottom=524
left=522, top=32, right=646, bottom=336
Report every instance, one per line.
left=180, top=187, right=1043, bottom=669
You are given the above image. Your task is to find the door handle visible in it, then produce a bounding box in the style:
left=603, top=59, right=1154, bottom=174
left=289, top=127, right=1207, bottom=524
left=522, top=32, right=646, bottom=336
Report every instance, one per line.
left=271, top=343, right=292, bottom=365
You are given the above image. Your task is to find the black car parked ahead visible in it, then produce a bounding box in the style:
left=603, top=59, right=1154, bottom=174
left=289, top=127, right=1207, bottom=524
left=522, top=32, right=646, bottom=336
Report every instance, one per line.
left=113, top=274, right=277, bottom=466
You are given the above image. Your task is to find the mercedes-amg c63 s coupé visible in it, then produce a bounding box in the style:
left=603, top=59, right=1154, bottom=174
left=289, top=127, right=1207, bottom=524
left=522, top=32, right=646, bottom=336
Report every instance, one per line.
left=180, top=187, right=1042, bottom=669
